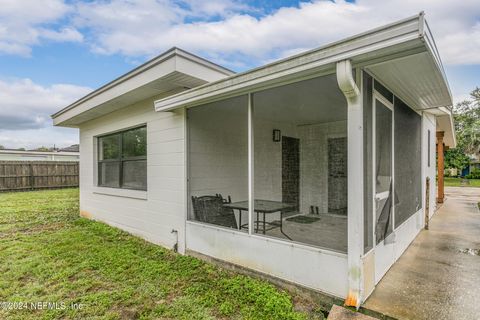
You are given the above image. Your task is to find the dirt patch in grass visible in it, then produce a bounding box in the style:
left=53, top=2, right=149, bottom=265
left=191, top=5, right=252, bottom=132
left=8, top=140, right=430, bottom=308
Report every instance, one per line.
left=0, top=189, right=326, bottom=320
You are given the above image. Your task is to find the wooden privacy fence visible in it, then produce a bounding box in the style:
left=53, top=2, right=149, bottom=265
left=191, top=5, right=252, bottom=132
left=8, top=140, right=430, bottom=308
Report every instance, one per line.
left=0, top=161, right=79, bottom=192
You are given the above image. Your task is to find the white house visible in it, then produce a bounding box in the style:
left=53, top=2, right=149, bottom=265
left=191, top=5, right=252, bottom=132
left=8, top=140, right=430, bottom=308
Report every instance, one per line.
left=52, top=13, right=455, bottom=307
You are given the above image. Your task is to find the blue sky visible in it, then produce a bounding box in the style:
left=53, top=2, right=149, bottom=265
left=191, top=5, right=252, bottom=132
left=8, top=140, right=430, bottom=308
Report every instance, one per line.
left=0, top=0, right=478, bottom=149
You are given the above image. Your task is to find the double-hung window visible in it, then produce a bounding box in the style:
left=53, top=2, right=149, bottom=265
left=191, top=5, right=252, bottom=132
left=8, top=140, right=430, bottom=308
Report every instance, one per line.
left=97, top=126, right=147, bottom=190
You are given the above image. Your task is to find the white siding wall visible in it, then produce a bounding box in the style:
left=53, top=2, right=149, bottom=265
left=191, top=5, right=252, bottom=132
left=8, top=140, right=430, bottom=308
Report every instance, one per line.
left=255, top=119, right=347, bottom=215
left=253, top=118, right=297, bottom=203
left=78, top=98, right=187, bottom=252
left=298, top=120, right=347, bottom=214
left=188, top=111, right=345, bottom=224
left=188, top=103, right=248, bottom=211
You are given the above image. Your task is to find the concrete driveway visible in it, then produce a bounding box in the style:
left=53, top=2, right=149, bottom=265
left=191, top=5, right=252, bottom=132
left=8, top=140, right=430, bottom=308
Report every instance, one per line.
left=364, top=187, right=480, bottom=320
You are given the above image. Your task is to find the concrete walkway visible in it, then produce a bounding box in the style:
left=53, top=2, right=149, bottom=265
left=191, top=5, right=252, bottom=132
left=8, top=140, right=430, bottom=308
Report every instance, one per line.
left=364, top=187, right=480, bottom=320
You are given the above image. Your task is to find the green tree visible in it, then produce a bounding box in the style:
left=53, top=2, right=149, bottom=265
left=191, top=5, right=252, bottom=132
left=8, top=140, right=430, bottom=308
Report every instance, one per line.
left=444, top=87, right=480, bottom=172
left=454, top=87, right=480, bottom=155
left=445, top=148, right=470, bottom=171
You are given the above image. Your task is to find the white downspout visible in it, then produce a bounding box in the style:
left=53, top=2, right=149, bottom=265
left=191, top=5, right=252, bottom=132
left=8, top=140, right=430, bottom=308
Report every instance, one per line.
left=337, top=60, right=360, bottom=99
left=336, top=60, right=364, bottom=309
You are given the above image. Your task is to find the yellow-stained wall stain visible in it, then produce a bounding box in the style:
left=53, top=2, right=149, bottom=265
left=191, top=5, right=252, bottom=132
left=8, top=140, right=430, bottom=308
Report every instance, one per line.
left=80, top=210, right=93, bottom=219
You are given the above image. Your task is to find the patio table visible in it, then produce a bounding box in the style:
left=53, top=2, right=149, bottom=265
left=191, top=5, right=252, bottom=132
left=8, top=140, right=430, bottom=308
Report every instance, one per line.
left=223, top=200, right=295, bottom=240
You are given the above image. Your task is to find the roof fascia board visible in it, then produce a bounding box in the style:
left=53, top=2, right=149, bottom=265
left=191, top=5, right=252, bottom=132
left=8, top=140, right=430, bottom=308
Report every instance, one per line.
left=169, top=67, right=338, bottom=111
left=174, top=48, right=235, bottom=77
left=52, top=57, right=177, bottom=126
left=51, top=48, right=234, bottom=120
left=175, top=54, right=232, bottom=83
left=155, top=14, right=424, bottom=112
left=52, top=48, right=178, bottom=119
left=436, top=111, right=456, bottom=148
left=421, top=19, right=453, bottom=104
left=441, top=106, right=456, bottom=147
left=356, top=46, right=426, bottom=69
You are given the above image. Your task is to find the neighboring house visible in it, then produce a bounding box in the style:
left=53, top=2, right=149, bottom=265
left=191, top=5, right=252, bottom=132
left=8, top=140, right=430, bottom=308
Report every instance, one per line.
left=58, top=144, right=80, bottom=153
left=0, top=149, right=79, bottom=161
left=52, top=13, right=455, bottom=307
left=461, top=154, right=480, bottom=176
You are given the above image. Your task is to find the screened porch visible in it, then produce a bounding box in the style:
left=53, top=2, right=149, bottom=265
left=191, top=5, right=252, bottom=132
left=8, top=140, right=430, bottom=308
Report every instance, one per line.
left=187, top=73, right=349, bottom=253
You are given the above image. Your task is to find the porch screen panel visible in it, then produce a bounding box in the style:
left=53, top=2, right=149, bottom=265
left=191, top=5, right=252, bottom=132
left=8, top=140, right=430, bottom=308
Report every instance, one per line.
left=375, top=100, right=393, bottom=243
left=252, top=74, right=348, bottom=253
left=187, top=95, right=249, bottom=232
left=394, top=98, right=422, bottom=227
left=363, top=71, right=374, bottom=253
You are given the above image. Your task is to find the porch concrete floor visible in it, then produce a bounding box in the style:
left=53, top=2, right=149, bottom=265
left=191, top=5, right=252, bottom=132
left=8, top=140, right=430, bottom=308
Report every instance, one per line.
left=364, top=187, right=480, bottom=320
left=258, top=213, right=347, bottom=253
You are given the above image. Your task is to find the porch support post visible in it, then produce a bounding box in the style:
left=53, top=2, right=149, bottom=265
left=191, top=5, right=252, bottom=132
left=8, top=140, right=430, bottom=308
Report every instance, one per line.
left=436, top=131, right=445, bottom=203
left=337, top=60, right=364, bottom=308
left=248, top=92, right=254, bottom=234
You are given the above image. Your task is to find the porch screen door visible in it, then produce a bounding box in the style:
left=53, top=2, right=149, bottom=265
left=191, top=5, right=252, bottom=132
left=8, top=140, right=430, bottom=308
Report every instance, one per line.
left=373, top=93, right=395, bottom=283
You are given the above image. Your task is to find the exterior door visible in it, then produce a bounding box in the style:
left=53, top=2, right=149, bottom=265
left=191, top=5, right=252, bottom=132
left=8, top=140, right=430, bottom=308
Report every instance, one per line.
left=328, top=137, right=347, bottom=215
left=282, top=136, right=300, bottom=211
left=373, top=93, right=395, bottom=284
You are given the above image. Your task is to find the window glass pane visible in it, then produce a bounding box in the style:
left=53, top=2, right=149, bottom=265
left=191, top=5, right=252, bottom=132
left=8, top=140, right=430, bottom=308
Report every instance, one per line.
left=252, top=74, right=348, bottom=253
left=123, top=160, right=147, bottom=190
left=394, top=98, right=422, bottom=228
left=188, top=95, right=249, bottom=232
left=123, top=127, right=146, bottom=158
left=98, top=161, right=120, bottom=187
left=99, top=134, right=120, bottom=160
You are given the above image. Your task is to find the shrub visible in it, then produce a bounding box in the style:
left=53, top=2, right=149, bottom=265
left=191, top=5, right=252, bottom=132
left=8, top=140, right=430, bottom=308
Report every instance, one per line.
left=466, top=168, right=480, bottom=179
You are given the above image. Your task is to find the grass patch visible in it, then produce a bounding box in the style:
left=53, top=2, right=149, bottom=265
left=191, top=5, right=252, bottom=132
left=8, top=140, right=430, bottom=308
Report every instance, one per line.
left=444, top=178, right=480, bottom=187
left=0, top=189, right=321, bottom=320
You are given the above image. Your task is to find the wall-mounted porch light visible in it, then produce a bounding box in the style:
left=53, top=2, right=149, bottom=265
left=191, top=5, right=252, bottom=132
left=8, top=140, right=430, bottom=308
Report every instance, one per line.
left=273, top=129, right=281, bottom=142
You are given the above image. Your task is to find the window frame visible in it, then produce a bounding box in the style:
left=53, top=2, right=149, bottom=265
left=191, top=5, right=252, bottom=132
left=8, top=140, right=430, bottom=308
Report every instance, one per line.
left=97, top=125, right=147, bottom=191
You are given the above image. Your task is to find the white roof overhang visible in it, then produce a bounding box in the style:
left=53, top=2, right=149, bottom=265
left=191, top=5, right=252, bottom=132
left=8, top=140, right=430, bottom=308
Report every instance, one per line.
left=436, top=108, right=456, bottom=148
left=52, top=48, right=234, bottom=127
left=154, top=13, right=454, bottom=146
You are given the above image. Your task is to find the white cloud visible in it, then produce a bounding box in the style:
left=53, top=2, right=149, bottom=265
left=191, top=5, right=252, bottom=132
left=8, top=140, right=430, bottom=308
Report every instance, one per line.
left=0, top=0, right=478, bottom=66
left=0, top=0, right=82, bottom=56
left=0, top=78, right=90, bottom=149
left=0, top=127, right=79, bottom=150
left=39, top=27, right=84, bottom=43
left=181, top=0, right=252, bottom=17
left=0, top=0, right=477, bottom=148
left=0, top=78, right=91, bottom=130
left=70, top=0, right=480, bottom=67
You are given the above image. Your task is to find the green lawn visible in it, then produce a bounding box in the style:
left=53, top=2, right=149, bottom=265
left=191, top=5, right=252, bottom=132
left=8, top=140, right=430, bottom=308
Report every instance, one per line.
left=444, top=178, right=480, bottom=187
left=0, top=189, right=322, bottom=320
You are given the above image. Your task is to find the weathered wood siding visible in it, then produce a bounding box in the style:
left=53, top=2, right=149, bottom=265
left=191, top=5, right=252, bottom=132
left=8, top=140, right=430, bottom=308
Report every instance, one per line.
left=0, top=161, right=79, bottom=192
